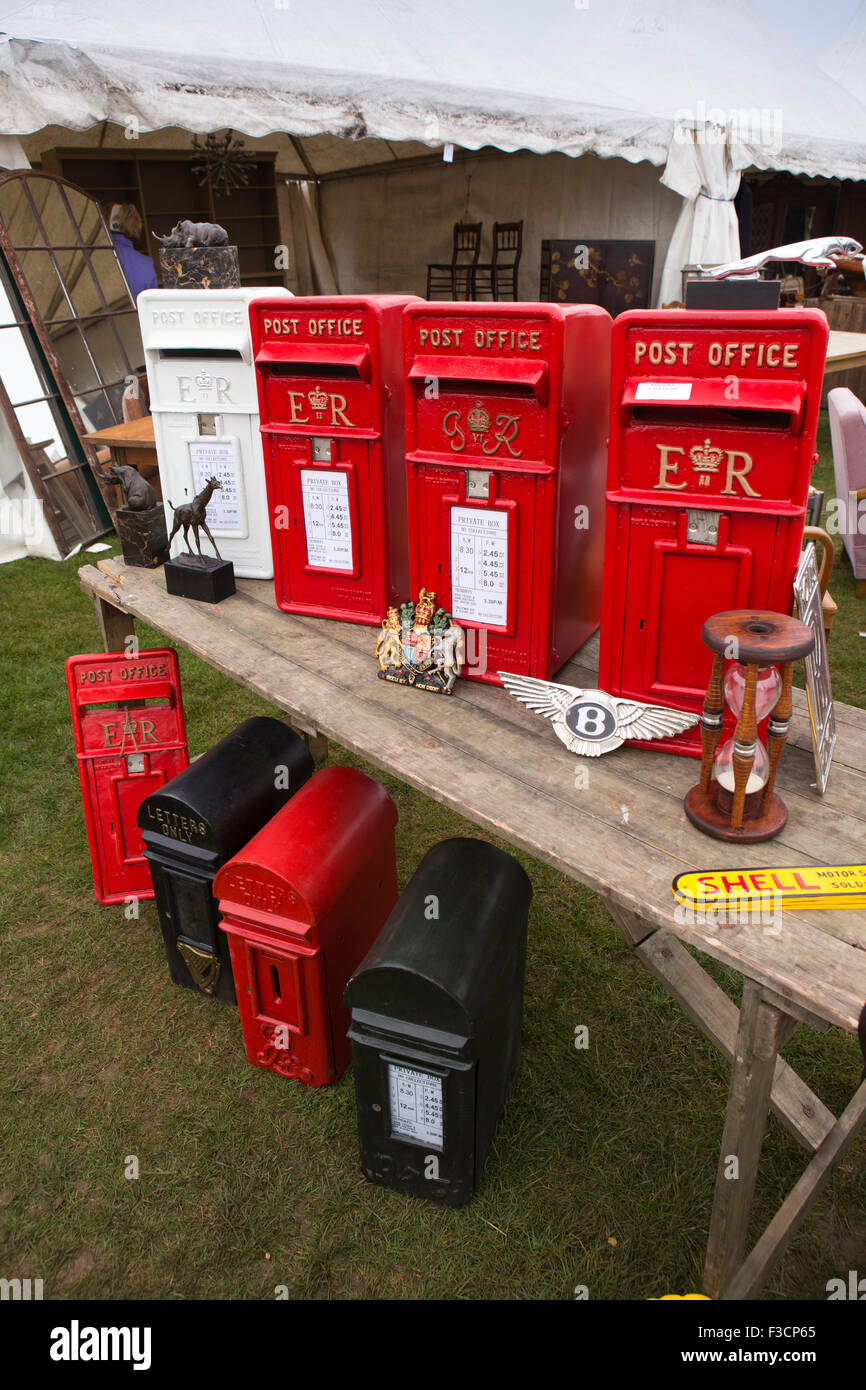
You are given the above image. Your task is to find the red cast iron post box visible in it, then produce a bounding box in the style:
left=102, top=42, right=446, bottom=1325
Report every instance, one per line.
left=66, top=649, right=188, bottom=904
left=249, top=294, right=421, bottom=624
left=403, top=303, right=611, bottom=683
left=598, top=308, right=829, bottom=755
left=214, top=767, right=398, bottom=1087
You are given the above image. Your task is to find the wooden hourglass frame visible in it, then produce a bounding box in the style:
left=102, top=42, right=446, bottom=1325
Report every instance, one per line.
left=684, top=610, right=814, bottom=843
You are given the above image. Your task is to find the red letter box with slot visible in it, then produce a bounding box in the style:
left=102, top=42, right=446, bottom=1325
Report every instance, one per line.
left=214, top=766, right=398, bottom=1088
left=250, top=295, right=420, bottom=624
left=598, top=308, right=829, bottom=755
left=66, top=649, right=188, bottom=904
left=403, top=303, right=611, bottom=682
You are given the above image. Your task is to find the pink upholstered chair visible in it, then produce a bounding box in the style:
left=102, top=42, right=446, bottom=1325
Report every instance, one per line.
left=828, top=387, right=866, bottom=596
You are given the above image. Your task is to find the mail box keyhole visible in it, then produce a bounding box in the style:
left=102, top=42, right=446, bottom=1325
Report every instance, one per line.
left=465, top=469, right=491, bottom=500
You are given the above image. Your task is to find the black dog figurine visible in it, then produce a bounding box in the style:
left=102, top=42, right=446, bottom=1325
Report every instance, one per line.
left=104, top=464, right=158, bottom=512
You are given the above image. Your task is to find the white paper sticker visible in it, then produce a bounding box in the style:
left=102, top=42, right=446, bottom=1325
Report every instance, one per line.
left=188, top=439, right=242, bottom=530
left=388, top=1064, right=443, bottom=1150
left=634, top=381, right=693, bottom=401
left=301, top=469, right=353, bottom=571
left=450, top=506, right=508, bottom=627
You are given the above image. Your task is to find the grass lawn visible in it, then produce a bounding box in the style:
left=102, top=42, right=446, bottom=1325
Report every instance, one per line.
left=1, top=409, right=864, bottom=1301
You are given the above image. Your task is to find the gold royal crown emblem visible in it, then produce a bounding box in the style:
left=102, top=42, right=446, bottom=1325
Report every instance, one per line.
left=467, top=401, right=491, bottom=437
left=690, top=437, right=724, bottom=487
left=308, top=388, right=328, bottom=413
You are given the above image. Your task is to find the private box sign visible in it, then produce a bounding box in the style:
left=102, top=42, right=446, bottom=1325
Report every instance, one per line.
left=66, top=650, right=188, bottom=905
left=598, top=308, right=829, bottom=754
left=250, top=295, right=420, bottom=625
left=403, top=303, right=611, bottom=683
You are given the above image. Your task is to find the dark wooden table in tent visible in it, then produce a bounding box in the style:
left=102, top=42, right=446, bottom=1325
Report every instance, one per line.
left=79, top=556, right=866, bottom=1300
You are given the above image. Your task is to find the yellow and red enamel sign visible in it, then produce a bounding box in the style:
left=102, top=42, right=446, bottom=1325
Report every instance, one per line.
left=673, top=864, right=866, bottom=913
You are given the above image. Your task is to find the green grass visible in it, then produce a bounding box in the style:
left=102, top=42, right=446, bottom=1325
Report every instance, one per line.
left=1, top=411, right=865, bottom=1300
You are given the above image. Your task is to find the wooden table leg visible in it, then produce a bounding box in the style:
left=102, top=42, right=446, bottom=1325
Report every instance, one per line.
left=723, top=1076, right=866, bottom=1299
left=703, top=981, right=799, bottom=1297
left=606, top=911, right=835, bottom=1153
left=93, top=593, right=136, bottom=653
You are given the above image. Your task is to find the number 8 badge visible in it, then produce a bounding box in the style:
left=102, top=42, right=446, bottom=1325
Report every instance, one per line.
left=498, top=673, right=698, bottom=756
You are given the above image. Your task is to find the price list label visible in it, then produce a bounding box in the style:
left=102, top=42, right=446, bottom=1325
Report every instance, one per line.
left=450, top=506, right=508, bottom=626
left=189, top=439, right=242, bottom=531
left=300, top=469, right=353, bottom=571
left=388, top=1063, right=444, bottom=1150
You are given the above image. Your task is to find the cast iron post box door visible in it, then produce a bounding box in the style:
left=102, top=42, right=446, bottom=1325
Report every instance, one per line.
left=598, top=308, right=829, bottom=755
left=403, top=303, right=611, bottom=683
left=249, top=295, right=421, bottom=624
left=215, top=766, right=398, bottom=1086
left=138, top=286, right=293, bottom=579
left=344, top=837, right=532, bottom=1205
left=66, top=649, right=188, bottom=904
left=137, top=716, right=313, bottom=1003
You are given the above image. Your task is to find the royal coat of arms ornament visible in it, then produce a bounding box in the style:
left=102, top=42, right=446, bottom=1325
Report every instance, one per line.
left=376, top=588, right=465, bottom=694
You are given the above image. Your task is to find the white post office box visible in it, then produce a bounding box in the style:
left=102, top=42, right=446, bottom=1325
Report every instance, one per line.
left=138, top=287, right=293, bottom=579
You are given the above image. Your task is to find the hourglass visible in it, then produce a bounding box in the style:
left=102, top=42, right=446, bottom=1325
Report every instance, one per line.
left=684, top=610, right=814, bottom=842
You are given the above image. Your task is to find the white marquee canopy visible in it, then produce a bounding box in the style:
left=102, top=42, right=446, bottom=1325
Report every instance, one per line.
left=1, top=0, right=865, bottom=180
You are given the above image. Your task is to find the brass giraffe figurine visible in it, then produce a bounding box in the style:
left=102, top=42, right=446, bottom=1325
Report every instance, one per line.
left=168, top=476, right=223, bottom=561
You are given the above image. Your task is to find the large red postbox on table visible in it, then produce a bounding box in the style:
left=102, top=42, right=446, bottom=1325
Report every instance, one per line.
left=249, top=295, right=420, bottom=624
left=66, top=650, right=188, bottom=904
left=214, top=767, right=398, bottom=1087
left=403, top=303, right=611, bottom=682
left=598, top=308, right=829, bottom=755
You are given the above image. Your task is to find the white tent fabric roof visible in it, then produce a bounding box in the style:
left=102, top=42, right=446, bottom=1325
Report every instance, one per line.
left=536, top=0, right=866, bottom=181
left=0, top=0, right=669, bottom=165
left=0, top=0, right=865, bottom=179
left=820, top=1, right=866, bottom=105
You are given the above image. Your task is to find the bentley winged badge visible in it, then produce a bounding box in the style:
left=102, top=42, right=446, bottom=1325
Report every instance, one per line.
left=498, top=673, right=699, bottom=756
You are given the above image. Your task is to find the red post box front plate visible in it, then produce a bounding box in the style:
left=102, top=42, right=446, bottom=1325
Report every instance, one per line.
left=66, top=650, right=188, bottom=903
left=250, top=295, right=420, bottom=625
left=598, top=308, right=829, bottom=755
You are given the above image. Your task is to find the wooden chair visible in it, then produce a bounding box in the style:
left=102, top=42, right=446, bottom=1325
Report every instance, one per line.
left=802, top=526, right=838, bottom=641
left=426, top=223, right=482, bottom=300
left=473, top=221, right=523, bottom=301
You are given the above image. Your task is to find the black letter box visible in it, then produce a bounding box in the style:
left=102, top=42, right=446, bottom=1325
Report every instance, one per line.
left=344, top=838, right=532, bottom=1206
left=137, top=716, right=313, bottom=1003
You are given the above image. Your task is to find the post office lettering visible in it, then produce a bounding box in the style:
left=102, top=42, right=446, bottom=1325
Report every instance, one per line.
left=706, top=339, right=800, bottom=368
left=633, top=340, right=694, bottom=365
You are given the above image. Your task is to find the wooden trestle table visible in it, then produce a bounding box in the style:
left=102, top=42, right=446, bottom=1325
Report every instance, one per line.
left=78, top=556, right=866, bottom=1299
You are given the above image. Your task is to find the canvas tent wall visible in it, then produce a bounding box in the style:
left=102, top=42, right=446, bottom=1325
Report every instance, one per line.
left=317, top=148, right=682, bottom=304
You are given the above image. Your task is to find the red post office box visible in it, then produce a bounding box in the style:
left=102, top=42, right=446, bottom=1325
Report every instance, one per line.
left=403, top=303, right=611, bottom=683
left=66, top=649, right=188, bottom=904
left=249, top=295, right=421, bottom=624
left=598, top=307, right=829, bottom=755
left=214, top=766, right=398, bottom=1087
